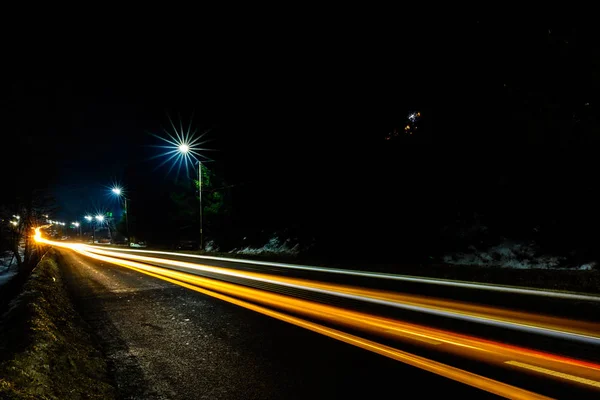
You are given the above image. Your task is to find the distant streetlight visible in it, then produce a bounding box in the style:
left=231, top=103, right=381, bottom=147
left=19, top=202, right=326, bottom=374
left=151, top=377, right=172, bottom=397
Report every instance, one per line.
left=73, top=222, right=81, bottom=238
left=84, top=215, right=94, bottom=243
left=111, top=186, right=130, bottom=244
left=92, top=215, right=104, bottom=244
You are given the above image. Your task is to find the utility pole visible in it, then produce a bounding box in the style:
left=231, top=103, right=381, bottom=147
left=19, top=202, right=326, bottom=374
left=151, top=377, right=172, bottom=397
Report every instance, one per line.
left=199, top=161, right=203, bottom=251
left=124, top=197, right=130, bottom=245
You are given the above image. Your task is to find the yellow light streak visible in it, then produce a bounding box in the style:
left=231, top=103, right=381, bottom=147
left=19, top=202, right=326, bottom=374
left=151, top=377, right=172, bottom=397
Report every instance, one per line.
left=73, top=246, right=553, bottom=399
left=74, top=247, right=600, bottom=383
left=506, top=361, right=600, bottom=389
left=35, top=230, right=600, bottom=394
left=78, top=245, right=600, bottom=343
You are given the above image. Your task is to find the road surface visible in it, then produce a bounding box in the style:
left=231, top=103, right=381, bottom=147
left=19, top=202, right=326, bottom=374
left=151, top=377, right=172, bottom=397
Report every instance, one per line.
left=35, top=230, right=600, bottom=399
left=58, top=249, right=495, bottom=399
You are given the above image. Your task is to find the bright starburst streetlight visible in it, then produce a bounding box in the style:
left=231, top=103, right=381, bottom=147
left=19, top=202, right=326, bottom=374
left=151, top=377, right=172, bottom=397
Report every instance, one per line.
left=178, top=143, right=190, bottom=154
left=150, top=114, right=212, bottom=180
left=112, top=187, right=122, bottom=196
left=95, top=215, right=105, bottom=223
left=150, top=114, right=214, bottom=251
left=84, top=215, right=92, bottom=222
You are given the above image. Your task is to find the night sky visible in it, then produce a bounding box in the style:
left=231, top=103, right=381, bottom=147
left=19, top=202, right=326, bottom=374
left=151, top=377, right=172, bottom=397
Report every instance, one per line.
left=3, top=19, right=599, bottom=259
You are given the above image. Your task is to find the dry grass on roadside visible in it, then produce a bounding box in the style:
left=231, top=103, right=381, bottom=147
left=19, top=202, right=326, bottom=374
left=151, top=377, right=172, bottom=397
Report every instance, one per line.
left=0, top=251, right=114, bottom=400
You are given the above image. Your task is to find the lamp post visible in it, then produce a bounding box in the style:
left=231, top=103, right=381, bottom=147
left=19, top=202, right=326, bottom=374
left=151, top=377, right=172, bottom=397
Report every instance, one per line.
left=84, top=215, right=93, bottom=243
left=152, top=120, right=211, bottom=251
left=95, top=215, right=104, bottom=243
left=198, top=160, right=203, bottom=251
left=73, top=222, right=81, bottom=239
left=111, top=187, right=130, bottom=245
left=178, top=144, right=203, bottom=250
left=96, top=214, right=110, bottom=244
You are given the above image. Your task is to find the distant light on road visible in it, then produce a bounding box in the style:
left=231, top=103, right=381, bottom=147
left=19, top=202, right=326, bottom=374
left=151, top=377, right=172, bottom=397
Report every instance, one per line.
left=95, top=215, right=105, bottom=222
left=85, top=215, right=93, bottom=222
left=73, top=222, right=80, bottom=227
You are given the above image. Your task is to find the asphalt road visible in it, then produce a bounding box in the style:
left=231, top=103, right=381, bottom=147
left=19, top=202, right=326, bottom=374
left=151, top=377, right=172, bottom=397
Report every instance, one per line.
left=58, top=249, right=497, bottom=400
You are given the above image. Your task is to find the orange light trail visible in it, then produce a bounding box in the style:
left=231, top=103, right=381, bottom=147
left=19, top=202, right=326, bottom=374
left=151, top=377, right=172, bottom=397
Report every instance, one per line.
left=35, top=230, right=600, bottom=396
left=79, top=244, right=600, bottom=345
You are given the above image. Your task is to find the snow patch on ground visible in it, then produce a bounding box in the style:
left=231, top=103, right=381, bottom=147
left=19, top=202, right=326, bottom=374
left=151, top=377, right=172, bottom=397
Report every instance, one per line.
left=576, top=262, right=597, bottom=271
left=443, top=242, right=566, bottom=269
left=0, top=269, right=18, bottom=288
left=204, top=240, right=220, bottom=252
left=232, top=237, right=300, bottom=256
left=1, top=252, right=19, bottom=288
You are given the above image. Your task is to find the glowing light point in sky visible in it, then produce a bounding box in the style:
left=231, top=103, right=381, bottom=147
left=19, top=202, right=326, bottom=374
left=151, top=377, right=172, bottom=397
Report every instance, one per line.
left=150, top=114, right=212, bottom=180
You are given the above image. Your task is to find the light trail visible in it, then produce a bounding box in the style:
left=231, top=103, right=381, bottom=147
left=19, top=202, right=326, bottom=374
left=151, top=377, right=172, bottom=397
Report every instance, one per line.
left=83, top=249, right=552, bottom=400
left=35, top=231, right=600, bottom=396
left=506, top=361, right=600, bottom=389
left=87, top=244, right=600, bottom=302
left=74, top=247, right=600, bottom=390
left=78, top=245, right=600, bottom=346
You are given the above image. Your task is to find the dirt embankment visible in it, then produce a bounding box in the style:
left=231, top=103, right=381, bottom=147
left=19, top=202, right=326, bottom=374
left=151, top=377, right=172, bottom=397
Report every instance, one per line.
left=0, top=250, right=114, bottom=399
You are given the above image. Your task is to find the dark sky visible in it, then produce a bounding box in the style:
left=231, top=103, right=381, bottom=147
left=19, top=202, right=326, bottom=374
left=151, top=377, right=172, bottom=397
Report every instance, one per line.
left=3, top=19, right=599, bottom=228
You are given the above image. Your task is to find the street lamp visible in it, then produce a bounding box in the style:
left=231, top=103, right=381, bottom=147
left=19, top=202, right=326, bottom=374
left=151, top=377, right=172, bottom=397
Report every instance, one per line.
left=176, top=145, right=203, bottom=250
left=84, top=215, right=94, bottom=243
left=152, top=115, right=212, bottom=251
left=72, top=222, right=81, bottom=238
left=111, top=186, right=129, bottom=245
left=94, top=215, right=105, bottom=244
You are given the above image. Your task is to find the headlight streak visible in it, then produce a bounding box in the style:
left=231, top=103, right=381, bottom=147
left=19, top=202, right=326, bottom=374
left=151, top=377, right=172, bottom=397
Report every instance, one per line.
left=104, top=255, right=554, bottom=400
left=86, top=245, right=600, bottom=303
left=73, top=253, right=552, bottom=399
left=80, top=246, right=600, bottom=346
left=35, top=231, right=600, bottom=395
left=72, top=248, right=600, bottom=392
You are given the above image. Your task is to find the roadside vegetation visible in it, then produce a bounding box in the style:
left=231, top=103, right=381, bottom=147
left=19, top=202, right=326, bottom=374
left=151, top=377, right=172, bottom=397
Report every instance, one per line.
left=0, top=251, right=114, bottom=400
